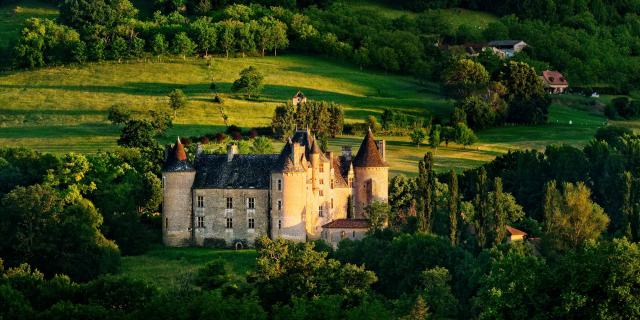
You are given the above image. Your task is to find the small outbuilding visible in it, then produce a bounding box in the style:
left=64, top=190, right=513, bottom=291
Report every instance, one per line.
left=292, top=91, right=307, bottom=106
left=506, top=225, right=528, bottom=242
left=488, top=40, right=527, bottom=58
left=541, top=70, right=569, bottom=94
left=321, top=219, right=369, bottom=248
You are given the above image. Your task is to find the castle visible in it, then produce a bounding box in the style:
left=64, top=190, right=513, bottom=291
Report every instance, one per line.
left=161, top=128, right=389, bottom=247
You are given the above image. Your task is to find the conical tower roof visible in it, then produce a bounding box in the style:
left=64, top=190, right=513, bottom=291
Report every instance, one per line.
left=163, top=137, right=194, bottom=172
left=353, top=129, right=387, bottom=167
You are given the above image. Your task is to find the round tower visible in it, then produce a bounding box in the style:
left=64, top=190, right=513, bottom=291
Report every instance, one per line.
left=352, top=129, right=389, bottom=218
left=162, top=138, right=196, bottom=246
left=271, top=141, right=308, bottom=242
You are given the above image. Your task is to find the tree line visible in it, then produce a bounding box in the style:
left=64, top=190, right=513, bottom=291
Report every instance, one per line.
left=271, top=100, right=344, bottom=142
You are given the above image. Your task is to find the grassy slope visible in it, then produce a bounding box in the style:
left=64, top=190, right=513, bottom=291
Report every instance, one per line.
left=120, top=246, right=257, bottom=290
left=0, top=0, right=58, bottom=50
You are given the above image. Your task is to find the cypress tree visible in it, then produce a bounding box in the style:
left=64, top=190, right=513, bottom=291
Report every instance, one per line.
left=417, top=153, right=436, bottom=232
left=491, top=177, right=507, bottom=246
left=448, top=170, right=459, bottom=246
left=474, top=167, right=489, bottom=248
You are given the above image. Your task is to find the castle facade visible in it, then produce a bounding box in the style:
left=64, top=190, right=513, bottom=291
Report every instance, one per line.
left=161, top=129, right=388, bottom=247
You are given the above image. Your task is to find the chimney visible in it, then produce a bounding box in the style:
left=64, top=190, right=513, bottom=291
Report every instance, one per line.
left=293, top=143, right=304, bottom=165
left=375, top=140, right=386, bottom=161
left=227, top=144, right=238, bottom=162
left=341, top=146, right=352, bottom=160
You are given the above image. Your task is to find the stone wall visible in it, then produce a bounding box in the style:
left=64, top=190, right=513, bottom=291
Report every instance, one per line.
left=322, top=228, right=368, bottom=248
left=353, top=167, right=389, bottom=217
left=192, top=188, right=269, bottom=247
left=162, top=171, right=196, bottom=247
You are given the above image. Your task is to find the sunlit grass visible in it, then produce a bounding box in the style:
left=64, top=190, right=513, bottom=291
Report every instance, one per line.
left=0, top=0, right=58, bottom=49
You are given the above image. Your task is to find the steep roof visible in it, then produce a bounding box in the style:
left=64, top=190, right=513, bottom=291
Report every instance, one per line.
left=488, top=40, right=526, bottom=48
left=163, top=138, right=195, bottom=172
left=273, top=140, right=306, bottom=173
left=542, top=70, right=568, bottom=86
left=506, top=225, right=527, bottom=236
left=194, top=153, right=279, bottom=189
left=353, top=129, right=387, bottom=168
left=331, top=156, right=349, bottom=188
left=293, top=90, right=305, bottom=98
left=322, top=219, right=370, bottom=229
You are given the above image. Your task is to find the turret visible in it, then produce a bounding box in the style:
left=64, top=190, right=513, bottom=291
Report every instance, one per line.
left=271, top=140, right=307, bottom=242
left=162, top=138, right=196, bottom=246
left=352, top=129, right=389, bottom=217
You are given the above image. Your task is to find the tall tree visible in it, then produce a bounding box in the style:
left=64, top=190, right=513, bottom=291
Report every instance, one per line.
left=448, top=170, right=459, bottom=246
left=417, top=153, right=436, bottom=232
left=168, top=89, right=188, bottom=116
left=442, top=59, right=489, bottom=98
left=473, top=167, right=489, bottom=248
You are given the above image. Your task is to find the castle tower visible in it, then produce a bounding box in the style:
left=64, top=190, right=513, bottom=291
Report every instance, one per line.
left=162, top=138, right=196, bottom=246
left=271, top=140, right=308, bottom=242
left=352, top=129, right=389, bottom=218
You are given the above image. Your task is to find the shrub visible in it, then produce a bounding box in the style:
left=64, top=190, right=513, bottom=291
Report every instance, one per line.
left=213, top=95, right=224, bottom=104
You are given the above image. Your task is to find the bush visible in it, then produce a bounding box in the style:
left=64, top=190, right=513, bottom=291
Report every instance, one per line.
left=213, top=94, right=224, bottom=104
left=203, top=238, right=227, bottom=248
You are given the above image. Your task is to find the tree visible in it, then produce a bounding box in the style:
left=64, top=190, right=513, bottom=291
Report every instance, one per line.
left=448, top=170, right=458, bottom=246
left=109, top=36, right=128, bottom=63
left=327, top=103, right=344, bottom=138
left=151, top=34, right=168, bottom=59
left=168, top=89, right=188, bottom=117
left=217, top=20, right=236, bottom=58
left=442, top=59, right=489, bottom=98
left=543, top=181, right=609, bottom=252
left=190, top=16, right=217, bottom=56
left=250, top=136, right=274, bottom=154
left=117, top=120, right=158, bottom=149
left=420, top=266, right=457, bottom=318
left=500, top=61, right=550, bottom=124
left=410, top=128, right=427, bottom=146
left=364, top=201, right=391, bottom=232
left=430, top=125, right=441, bottom=149
left=455, top=123, right=477, bottom=148
left=172, top=32, right=196, bottom=59
left=404, top=295, right=430, bottom=320
left=107, top=103, right=131, bottom=125
left=236, top=21, right=255, bottom=58
left=417, top=153, right=436, bottom=232
left=271, top=102, right=296, bottom=140
left=232, top=66, right=264, bottom=98
left=193, top=259, right=231, bottom=290
left=455, top=96, right=495, bottom=130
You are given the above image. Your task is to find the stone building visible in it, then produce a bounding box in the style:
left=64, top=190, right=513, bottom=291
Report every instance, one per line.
left=162, top=128, right=388, bottom=247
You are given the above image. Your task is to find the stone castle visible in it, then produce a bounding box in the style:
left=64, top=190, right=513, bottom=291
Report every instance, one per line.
left=161, top=128, right=388, bottom=247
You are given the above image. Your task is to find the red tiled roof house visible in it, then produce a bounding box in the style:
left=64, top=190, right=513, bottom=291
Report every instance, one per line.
left=541, top=70, right=568, bottom=94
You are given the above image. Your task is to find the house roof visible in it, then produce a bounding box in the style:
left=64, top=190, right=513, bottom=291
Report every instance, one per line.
left=331, top=156, right=349, bottom=188
left=353, top=129, right=387, bottom=168
left=506, top=225, right=527, bottom=236
left=542, top=70, right=568, bottom=86
left=163, top=138, right=195, bottom=172
left=194, top=153, right=279, bottom=189
left=293, top=90, right=305, bottom=98
left=322, top=219, right=370, bottom=229
left=488, top=40, right=525, bottom=47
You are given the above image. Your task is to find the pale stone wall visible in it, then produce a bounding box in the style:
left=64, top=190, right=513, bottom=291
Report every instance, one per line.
left=162, top=171, right=196, bottom=246
left=276, top=171, right=308, bottom=242
left=353, top=167, right=389, bottom=218
left=321, top=228, right=368, bottom=248
left=192, top=188, right=269, bottom=247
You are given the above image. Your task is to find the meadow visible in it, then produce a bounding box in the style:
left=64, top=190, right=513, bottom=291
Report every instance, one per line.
left=120, top=246, right=257, bottom=290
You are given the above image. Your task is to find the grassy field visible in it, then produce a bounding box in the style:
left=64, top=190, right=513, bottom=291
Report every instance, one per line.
left=0, top=0, right=58, bottom=50
left=120, top=246, right=257, bottom=290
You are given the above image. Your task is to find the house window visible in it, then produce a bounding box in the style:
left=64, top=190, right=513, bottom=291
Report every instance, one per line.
left=247, top=197, right=255, bottom=209
left=278, top=220, right=282, bottom=229
left=248, top=218, right=255, bottom=229
left=226, top=197, right=233, bottom=209
left=277, top=179, right=282, bottom=191
left=197, top=195, right=204, bottom=208
left=319, top=206, right=324, bottom=217
left=320, top=179, right=324, bottom=185
left=352, top=231, right=356, bottom=238
left=226, top=218, right=233, bottom=229
left=197, top=216, right=204, bottom=228
left=319, top=190, right=324, bottom=197
left=277, top=200, right=282, bottom=211
left=341, top=230, right=346, bottom=239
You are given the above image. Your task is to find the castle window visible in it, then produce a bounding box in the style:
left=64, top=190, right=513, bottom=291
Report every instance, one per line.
left=226, top=218, right=233, bottom=229
left=226, top=197, right=233, bottom=209
left=320, top=179, right=324, bottom=185
left=162, top=176, right=166, bottom=188
left=348, top=177, right=353, bottom=187
left=278, top=220, right=282, bottom=229
left=277, top=179, right=282, bottom=191
left=319, top=206, right=324, bottom=217
left=247, top=197, right=255, bottom=209
left=165, top=218, right=168, bottom=229
left=319, top=190, right=324, bottom=196
left=331, top=198, right=334, bottom=209
left=197, top=195, right=204, bottom=208
left=248, top=218, right=255, bottom=229
left=331, top=180, right=334, bottom=188
left=197, top=216, right=204, bottom=228
left=277, top=200, right=282, bottom=211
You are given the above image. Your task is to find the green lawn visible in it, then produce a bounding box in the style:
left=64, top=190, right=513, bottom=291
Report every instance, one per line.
left=119, top=246, right=257, bottom=290
left=0, top=0, right=58, bottom=50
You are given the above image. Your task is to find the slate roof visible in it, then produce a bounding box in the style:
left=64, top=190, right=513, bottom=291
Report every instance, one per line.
left=542, top=70, right=568, bottom=86
left=194, top=154, right=279, bottom=189
left=273, top=140, right=307, bottom=173
left=488, top=40, right=525, bottom=48
left=332, top=156, right=349, bottom=188
left=163, top=138, right=195, bottom=172
left=322, top=219, right=370, bottom=229
left=353, top=129, right=387, bottom=168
